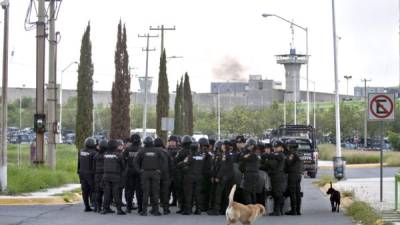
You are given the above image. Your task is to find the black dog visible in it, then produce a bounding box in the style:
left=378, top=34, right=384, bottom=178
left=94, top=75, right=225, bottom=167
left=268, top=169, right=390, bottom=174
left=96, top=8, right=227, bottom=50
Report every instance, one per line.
left=326, top=182, right=341, bottom=212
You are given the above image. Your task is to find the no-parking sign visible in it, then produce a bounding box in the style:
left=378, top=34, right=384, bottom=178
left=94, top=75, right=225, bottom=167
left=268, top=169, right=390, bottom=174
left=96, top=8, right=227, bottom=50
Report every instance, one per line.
left=368, top=93, right=395, bottom=121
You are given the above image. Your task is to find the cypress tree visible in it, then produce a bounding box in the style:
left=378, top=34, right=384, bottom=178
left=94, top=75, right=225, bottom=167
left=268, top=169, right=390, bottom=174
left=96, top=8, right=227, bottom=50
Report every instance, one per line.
left=174, top=78, right=183, bottom=135
left=110, top=21, right=131, bottom=140
left=156, top=49, right=169, bottom=142
left=182, top=72, right=193, bottom=135
left=75, top=22, right=94, bottom=150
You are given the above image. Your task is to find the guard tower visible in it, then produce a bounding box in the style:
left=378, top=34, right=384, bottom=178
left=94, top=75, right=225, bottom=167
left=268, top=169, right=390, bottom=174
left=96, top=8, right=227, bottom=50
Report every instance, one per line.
left=276, top=48, right=308, bottom=102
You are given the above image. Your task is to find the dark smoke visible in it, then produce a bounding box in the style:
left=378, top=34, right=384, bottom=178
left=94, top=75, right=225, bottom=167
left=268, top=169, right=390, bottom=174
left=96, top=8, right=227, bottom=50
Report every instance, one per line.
left=212, top=56, right=247, bottom=81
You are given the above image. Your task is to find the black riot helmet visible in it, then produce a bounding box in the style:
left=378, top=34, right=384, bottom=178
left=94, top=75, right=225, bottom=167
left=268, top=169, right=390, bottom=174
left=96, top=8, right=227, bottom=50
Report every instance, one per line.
left=286, top=139, right=298, bottom=150
left=198, top=137, right=209, bottom=147
left=143, top=136, right=154, bottom=147
left=108, top=139, right=119, bottom=151
left=130, top=133, right=141, bottom=146
left=272, top=139, right=285, bottom=148
left=257, top=141, right=265, bottom=149
left=99, top=139, right=108, bottom=152
left=214, top=140, right=223, bottom=151
left=245, top=138, right=257, bottom=147
left=181, top=135, right=193, bottom=147
left=154, top=137, right=164, bottom=148
left=85, top=137, right=97, bottom=149
left=223, top=139, right=232, bottom=146
left=168, top=135, right=178, bottom=142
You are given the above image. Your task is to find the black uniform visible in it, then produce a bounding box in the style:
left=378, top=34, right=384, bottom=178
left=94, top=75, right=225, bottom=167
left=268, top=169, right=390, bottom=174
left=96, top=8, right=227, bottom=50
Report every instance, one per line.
left=158, top=147, right=172, bottom=214
left=167, top=146, right=179, bottom=206
left=285, top=150, right=303, bottom=215
left=182, top=146, right=207, bottom=215
left=175, top=146, right=190, bottom=213
left=136, top=146, right=163, bottom=215
left=93, top=145, right=106, bottom=212
left=265, top=151, right=286, bottom=216
left=123, top=144, right=142, bottom=213
left=102, top=142, right=125, bottom=215
left=77, top=146, right=96, bottom=211
left=240, top=150, right=260, bottom=205
left=212, top=150, right=235, bottom=214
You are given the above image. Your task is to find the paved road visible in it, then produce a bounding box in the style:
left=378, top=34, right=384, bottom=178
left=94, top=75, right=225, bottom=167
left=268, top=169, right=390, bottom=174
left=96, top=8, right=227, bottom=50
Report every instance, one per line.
left=318, top=167, right=399, bottom=179
left=0, top=179, right=353, bottom=225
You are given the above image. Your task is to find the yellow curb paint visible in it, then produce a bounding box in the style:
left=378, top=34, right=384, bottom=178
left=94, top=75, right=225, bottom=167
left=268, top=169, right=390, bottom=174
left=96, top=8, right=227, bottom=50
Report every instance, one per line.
left=0, top=196, right=81, bottom=206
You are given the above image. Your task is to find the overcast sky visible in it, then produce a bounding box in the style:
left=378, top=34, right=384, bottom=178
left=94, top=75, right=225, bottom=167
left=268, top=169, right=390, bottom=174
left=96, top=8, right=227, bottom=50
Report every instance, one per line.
left=3, top=0, right=399, bottom=94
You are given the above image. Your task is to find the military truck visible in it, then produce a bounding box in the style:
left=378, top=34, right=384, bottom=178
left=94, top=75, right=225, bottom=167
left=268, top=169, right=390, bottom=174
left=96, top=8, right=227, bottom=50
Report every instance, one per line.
left=276, top=125, right=319, bottom=178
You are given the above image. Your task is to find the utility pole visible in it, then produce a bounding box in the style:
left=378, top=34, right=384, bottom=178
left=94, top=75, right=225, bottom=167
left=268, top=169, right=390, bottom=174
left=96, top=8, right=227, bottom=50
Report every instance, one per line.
left=138, top=33, right=158, bottom=137
left=362, top=78, right=371, bottom=148
left=331, top=0, right=342, bottom=158
left=0, top=0, right=9, bottom=192
left=47, top=0, right=58, bottom=170
left=149, top=25, right=175, bottom=54
left=34, top=0, right=46, bottom=164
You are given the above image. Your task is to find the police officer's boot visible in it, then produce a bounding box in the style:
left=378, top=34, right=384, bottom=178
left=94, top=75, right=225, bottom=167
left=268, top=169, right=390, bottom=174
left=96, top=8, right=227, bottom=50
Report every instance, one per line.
left=207, top=209, right=219, bottom=216
left=194, top=208, right=202, bottom=215
left=151, top=207, right=162, bottom=216
left=285, top=193, right=298, bottom=216
left=163, top=207, right=170, bottom=215
left=140, top=209, right=148, bottom=216
left=117, top=208, right=126, bottom=215
left=296, top=193, right=302, bottom=215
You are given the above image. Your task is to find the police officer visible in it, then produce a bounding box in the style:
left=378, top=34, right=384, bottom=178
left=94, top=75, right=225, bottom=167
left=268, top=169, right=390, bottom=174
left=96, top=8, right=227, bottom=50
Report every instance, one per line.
left=181, top=141, right=205, bottom=215
left=78, top=137, right=97, bottom=212
left=285, top=139, right=303, bottom=216
left=266, top=140, right=286, bottom=216
left=207, top=139, right=223, bottom=215
left=123, top=134, right=142, bottom=213
left=233, top=135, right=246, bottom=204
left=240, top=138, right=260, bottom=205
left=166, top=135, right=179, bottom=207
left=175, top=135, right=192, bottom=214
left=136, top=136, right=163, bottom=216
left=101, top=140, right=126, bottom=215
left=199, top=137, right=212, bottom=212
left=93, top=139, right=107, bottom=213
left=154, top=137, right=172, bottom=215
left=208, top=139, right=234, bottom=215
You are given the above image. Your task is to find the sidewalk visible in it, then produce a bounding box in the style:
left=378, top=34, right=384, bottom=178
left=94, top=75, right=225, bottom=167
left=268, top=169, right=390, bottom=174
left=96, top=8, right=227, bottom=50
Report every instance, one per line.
left=319, top=160, right=386, bottom=169
left=0, top=184, right=81, bottom=205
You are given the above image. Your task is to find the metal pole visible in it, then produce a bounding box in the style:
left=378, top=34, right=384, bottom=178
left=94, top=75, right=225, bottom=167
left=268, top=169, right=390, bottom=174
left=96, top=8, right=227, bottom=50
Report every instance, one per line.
left=306, top=28, right=310, bottom=125
left=59, top=62, right=78, bottom=143
left=380, top=121, right=384, bottom=202
left=18, top=93, right=21, bottom=167
left=217, top=86, right=221, bottom=140
left=143, top=35, right=150, bottom=138
left=362, top=78, right=371, bottom=147
left=92, top=92, right=95, bottom=136
left=313, top=83, right=316, bottom=129
left=294, top=74, right=297, bottom=125
left=35, top=0, right=46, bottom=164
left=47, top=0, right=57, bottom=170
left=331, top=0, right=342, bottom=157
left=283, top=93, right=286, bottom=125
left=0, top=0, right=9, bottom=191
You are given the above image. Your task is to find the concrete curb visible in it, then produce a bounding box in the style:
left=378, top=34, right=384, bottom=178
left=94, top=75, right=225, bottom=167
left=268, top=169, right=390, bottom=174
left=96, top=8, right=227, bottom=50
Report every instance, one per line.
left=0, top=195, right=81, bottom=205
left=319, top=163, right=387, bottom=170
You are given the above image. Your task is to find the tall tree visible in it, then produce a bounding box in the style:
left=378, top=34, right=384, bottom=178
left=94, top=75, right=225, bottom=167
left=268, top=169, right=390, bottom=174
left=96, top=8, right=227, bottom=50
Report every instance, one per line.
left=156, top=50, right=169, bottom=142
left=182, top=72, right=193, bottom=135
left=174, top=78, right=183, bottom=135
left=110, top=21, right=131, bottom=140
left=75, top=23, right=94, bottom=150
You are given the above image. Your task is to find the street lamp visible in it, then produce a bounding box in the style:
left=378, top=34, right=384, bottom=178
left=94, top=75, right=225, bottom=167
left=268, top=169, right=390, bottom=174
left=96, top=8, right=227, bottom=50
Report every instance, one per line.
left=262, top=13, right=310, bottom=125
left=18, top=84, right=26, bottom=167
left=343, top=75, right=352, bottom=99
left=59, top=61, right=78, bottom=143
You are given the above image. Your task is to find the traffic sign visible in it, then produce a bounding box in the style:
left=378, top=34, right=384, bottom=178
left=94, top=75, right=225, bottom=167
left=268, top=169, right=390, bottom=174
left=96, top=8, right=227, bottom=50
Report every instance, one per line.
left=368, top=93, right=395, bottom=121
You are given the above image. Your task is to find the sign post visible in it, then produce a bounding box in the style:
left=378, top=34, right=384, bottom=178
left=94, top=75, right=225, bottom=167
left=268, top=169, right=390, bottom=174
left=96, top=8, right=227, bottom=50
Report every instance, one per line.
left=368, top=93, right=396, bottom=202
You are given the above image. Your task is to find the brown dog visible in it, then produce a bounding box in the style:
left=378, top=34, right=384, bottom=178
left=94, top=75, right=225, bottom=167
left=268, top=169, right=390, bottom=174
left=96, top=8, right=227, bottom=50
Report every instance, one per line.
left=225, top=185, right=266, bottom=225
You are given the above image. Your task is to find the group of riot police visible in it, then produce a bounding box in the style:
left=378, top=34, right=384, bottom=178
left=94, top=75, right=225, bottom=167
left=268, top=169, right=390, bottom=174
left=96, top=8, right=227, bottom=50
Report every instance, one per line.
left=77, top=134, right=303, bottom=216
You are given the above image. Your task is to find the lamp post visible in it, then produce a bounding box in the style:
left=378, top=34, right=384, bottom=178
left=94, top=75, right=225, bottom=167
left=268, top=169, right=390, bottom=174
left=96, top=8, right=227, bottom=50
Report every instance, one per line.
left=344, top=75, right=352, bottom=98
left=59, top=61, right=78, bottom=143
left=262, top=13, right=310, bottom=125
left=18, top=84, right=26, bottom=167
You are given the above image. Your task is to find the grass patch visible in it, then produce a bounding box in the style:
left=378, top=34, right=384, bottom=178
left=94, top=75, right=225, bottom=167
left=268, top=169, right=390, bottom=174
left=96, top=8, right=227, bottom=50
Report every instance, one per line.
left=4, top=144, right=79, bottom=195
left=315, top=174, right=335, bottom=187
left=319, top=144, right=400, bottom=166
left=346, top=201, right=391, bottom=225
left=341, top=190, right=355, bottom=198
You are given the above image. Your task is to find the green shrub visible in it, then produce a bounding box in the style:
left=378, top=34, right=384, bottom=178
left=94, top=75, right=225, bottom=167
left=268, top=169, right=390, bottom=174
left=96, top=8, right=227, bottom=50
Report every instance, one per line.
left=315, top=174, right=335, bottom=187
left=346, top=201, right=387, bottom=225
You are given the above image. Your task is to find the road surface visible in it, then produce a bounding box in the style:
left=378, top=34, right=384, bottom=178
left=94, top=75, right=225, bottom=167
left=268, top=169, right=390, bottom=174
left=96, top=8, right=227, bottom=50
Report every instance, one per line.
left=318, top=167, right=399, bottom=179
left=0, top=178, right=353, bottom=225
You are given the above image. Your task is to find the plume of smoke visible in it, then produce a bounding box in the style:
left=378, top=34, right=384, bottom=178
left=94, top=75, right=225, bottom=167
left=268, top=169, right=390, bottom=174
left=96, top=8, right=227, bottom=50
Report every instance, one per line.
left=212, top=56, right=247, bottom=81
